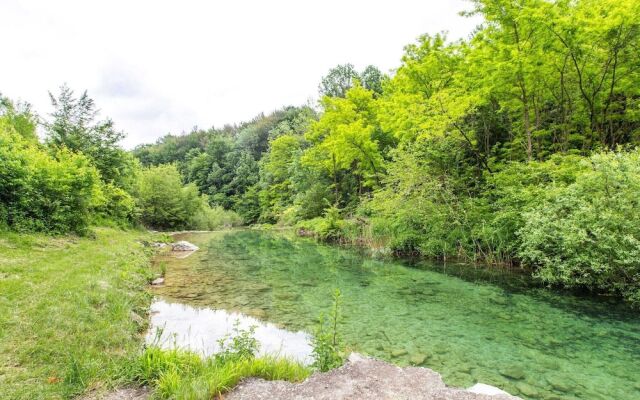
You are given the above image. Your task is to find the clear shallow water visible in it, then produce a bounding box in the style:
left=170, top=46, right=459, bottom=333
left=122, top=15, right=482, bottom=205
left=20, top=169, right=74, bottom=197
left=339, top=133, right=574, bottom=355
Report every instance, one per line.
left=146, top=300, right=313, bottom=363
left=152, top=230, right=640, bottom=400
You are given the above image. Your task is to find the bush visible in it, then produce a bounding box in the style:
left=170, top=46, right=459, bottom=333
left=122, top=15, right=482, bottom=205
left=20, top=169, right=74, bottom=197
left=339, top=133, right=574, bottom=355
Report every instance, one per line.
left=191, top=204, right=243, bottom=230
left=518, top=150, right=640, bottom=304
left=95, top=183, right=138, bottom=225
left=136, top=164, right=243, bottom=230
left=296, top=206, right=347, bottom=241
left=0, top=125, right=101, bottom=234
left=136, top=164, right=193, bottom=229
left=482, top=154, right=586, bottom=260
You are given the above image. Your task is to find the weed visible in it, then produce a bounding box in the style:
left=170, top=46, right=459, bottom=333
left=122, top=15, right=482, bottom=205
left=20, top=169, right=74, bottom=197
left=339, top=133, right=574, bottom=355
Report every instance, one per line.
left=311, top=288, right=345, bottom=372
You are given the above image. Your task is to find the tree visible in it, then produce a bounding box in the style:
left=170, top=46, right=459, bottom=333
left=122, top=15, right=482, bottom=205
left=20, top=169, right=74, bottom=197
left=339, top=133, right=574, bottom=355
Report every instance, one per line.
left=360, top=65, right=385, bottom=96
left=45, top=84, right=136, bottom=188
left=0, top=95, right=38, bottom=142
left=319, top=64, right=360, bottom=98
left=305, top=83, right=390, bottom=207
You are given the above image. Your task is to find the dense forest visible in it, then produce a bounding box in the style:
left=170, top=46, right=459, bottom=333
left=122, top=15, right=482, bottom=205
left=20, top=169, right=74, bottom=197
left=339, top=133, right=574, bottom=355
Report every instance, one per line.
left=1, top=0, right=639, bottom=304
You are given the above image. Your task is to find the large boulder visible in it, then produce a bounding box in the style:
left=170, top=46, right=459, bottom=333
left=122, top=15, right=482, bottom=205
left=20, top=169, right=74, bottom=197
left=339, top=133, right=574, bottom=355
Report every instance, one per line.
left=225, top=353, right=519, bottom=400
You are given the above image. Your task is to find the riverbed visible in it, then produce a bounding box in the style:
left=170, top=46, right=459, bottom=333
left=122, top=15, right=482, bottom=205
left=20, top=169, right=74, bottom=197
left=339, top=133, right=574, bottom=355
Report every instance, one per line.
left=149, top=230, right=640, bottom=400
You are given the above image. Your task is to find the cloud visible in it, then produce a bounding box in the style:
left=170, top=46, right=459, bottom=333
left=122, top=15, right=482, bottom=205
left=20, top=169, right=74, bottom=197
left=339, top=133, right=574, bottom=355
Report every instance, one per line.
left=0, top=0, right=481, bottom=149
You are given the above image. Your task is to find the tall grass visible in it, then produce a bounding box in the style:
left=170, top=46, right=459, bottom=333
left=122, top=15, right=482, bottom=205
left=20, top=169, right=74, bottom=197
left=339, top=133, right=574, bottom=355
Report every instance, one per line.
left=133, top=347, right=310, bottom=399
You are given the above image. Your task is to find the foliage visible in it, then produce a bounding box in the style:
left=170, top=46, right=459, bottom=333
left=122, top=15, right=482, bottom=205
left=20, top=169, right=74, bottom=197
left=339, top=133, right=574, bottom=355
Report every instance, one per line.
left=311, top=289, right=345, bottom=372
left=216, top=322, right=260, bottom=362
left=296, top=206, right=349, bottom=242
left=519, top=150, right=640, bottom=305
left=46, top=85, right=137, bottom=190
left=0, top=124, right=101, bottom=234
left=319, top=64, right=386, bottom=98
left=0, top=94, right=38, bottom=142
left=136, top=164, right=242, bottom=230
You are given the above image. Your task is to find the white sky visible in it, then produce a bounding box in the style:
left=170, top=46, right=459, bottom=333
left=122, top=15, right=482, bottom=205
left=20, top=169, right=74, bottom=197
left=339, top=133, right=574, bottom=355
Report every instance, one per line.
left=0, top=0, right=481, bottom=148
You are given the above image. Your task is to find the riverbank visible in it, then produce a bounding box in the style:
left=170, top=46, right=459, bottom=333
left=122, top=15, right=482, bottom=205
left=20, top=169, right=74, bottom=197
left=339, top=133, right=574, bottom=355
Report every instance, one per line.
left=0, top=228, right=157, bottom=399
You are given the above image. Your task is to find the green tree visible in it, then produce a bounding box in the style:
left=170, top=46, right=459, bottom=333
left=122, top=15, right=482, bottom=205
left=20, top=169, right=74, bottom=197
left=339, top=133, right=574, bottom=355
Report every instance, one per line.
left=0, top=95, right=38, bottom=142
left=305, top=83, right=390, bottom=207
left=46, top=85, right=137, bottom=189
left=319, top=64, right=360, bottom=98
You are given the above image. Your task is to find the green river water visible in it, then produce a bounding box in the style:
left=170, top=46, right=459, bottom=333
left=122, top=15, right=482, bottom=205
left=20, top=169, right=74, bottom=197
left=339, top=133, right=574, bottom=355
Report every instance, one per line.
left=152, top=230, right=640, bottom=400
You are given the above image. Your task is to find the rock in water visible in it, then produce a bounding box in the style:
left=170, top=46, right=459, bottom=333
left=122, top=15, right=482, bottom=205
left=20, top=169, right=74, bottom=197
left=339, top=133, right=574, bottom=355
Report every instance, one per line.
left=546, top=376, right=573, bottom=393
left=409, top=353, right=428, bottom=365
left=499, top=365, right=526, bottom=380
left=391, top=348, right=408, bottom=358
left=151, top=277, right=165, bottom=285
left=467, top=383, right=512, bottom=396
left=171, top=241, right=199, bottom=251
left=515, top=382, right=539, bottom=398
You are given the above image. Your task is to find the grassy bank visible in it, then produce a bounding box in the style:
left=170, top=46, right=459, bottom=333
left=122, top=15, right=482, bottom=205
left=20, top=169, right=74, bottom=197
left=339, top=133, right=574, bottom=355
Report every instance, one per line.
left=0, top=228, right=156, bottom=399
left=0, top=227, right=313, bottom=400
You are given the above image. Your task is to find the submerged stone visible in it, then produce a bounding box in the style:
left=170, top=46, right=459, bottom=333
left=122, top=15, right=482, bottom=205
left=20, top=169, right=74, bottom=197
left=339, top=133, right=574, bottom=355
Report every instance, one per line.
left=391, top=348, right=408, bottom=357
left=409, top=353, right=427, bottom=365
left=515, top=382, right=539, bottom=398
left=248, top=308, right=267, bottom=319
left=546, top=376, right=573, bottom=392
left=500, top=366, right=525, bottom=380
left=274, top=293, right=300, bottom=301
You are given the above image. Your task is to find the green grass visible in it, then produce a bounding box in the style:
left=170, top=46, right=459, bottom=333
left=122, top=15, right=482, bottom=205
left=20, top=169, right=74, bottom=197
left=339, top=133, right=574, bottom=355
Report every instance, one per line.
left=0, top=227, right=311, bottom=400
left=0, top=227, right=157, bottom=399
left=134, top=346, right=311, bottom=399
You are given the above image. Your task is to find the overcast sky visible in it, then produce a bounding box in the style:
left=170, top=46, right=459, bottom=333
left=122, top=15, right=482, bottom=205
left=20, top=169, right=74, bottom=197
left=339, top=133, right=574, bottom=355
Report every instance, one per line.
left=1, top=0, right=481, bottom=148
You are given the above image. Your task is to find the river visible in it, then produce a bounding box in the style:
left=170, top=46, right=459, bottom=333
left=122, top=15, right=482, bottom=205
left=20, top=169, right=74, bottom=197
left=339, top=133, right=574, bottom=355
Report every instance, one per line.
left=148, top=230, right=640, bottom=400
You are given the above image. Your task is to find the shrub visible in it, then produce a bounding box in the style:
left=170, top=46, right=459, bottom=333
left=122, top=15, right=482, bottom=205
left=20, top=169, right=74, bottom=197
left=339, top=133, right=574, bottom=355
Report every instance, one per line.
left=191, top=204, right=243, bottom=230
left=136, top=164, right=243, bottom=230
left=0, top=125, right=101, bottom=234
left=518, top=150, right=640, bottom=304
left=296, top=206, right=347, bottom=241
left=94, top=183, right=138, bottom=225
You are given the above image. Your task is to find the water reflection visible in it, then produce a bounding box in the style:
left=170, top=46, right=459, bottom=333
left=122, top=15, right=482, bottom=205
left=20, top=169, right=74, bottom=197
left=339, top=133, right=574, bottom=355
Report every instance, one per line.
left=146, top=300, right=313, bottom=364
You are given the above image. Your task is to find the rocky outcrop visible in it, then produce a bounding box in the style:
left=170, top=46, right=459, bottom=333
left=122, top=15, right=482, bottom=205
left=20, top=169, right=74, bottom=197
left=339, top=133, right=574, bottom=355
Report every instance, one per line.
left=225, top=353, right=519, bottom=400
